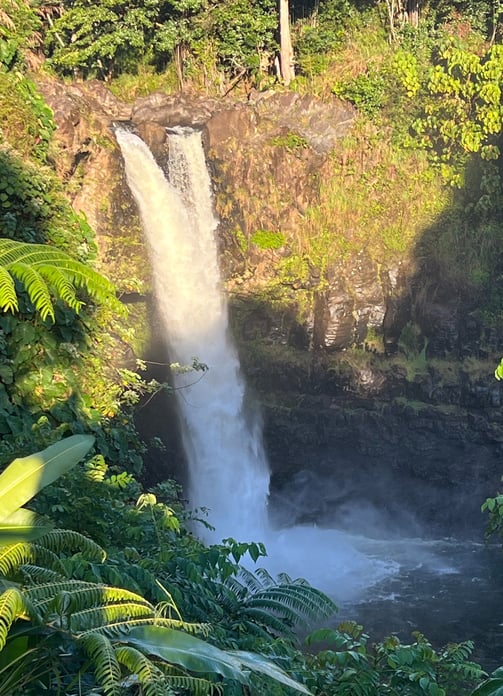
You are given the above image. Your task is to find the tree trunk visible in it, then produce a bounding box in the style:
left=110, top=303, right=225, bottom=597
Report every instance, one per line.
left=174, top=43, right=185, bottom=92
left=407, top=0, right=419, bottom=27
left=278, top=0, right=295, bottom=86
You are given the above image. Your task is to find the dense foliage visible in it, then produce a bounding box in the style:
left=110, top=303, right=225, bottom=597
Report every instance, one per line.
left=2, top=0, right=503, bottom=694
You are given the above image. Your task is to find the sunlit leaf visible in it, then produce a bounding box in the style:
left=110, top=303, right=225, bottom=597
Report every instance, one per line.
left=0, top=435, right=95, bottom=521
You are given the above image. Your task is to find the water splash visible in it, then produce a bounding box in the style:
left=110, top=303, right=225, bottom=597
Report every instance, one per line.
left=116, top=127, right=402, bottom=598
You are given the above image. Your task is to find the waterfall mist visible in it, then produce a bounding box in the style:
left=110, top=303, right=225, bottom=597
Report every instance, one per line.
left=115, top=127, right=445, bottom=599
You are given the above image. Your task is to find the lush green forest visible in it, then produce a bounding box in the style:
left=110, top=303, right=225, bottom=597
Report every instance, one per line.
left=2, top=0, right=503, bottom=694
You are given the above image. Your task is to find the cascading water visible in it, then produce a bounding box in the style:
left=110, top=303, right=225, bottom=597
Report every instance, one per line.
left=115, top=127, right=270, bottom=544
left=115, top=126, right=456, bottom=598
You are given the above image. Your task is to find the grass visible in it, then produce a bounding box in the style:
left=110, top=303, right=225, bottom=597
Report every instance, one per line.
left=109, top=65, right=180, bottom=102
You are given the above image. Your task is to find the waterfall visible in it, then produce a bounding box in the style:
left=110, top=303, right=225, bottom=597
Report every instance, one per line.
left=116, top=126, right=410, bottom=597
left=115, top=128, right=270, bottom=543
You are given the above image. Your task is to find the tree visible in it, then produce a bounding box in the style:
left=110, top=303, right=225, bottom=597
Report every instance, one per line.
left=44, top=0, right=161, bottom=79
left=407, top=0, right=419, bottom=26
left=279, top=0, right=295, bottom=84
left=385, top=0, right=420, bottom=39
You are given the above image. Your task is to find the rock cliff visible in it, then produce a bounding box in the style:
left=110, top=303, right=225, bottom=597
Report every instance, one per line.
left=38, top=77, right=503, bottom=538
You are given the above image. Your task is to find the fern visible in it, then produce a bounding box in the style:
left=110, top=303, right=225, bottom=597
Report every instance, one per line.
left=80, top=632, right=122, bottom=696
left=0, top=587, right=26, bottom=649
left=19, top=563, right=67, bottom=584
left=222, top=567, right=337, bottom=639
left=0, top=265, right=18, bottom=314
left=0, top=541, right=65, bottom=576
left=166, top=672, right=220, bottom=695
left=36, top=529, right=106, bottom=562
left=115, top=645, right=168, bottom=695
left=0, top=238, right=121, bottom=321
left=9, top=261, right=57, bottom=319
left=68, top=601, right=157, bottom=633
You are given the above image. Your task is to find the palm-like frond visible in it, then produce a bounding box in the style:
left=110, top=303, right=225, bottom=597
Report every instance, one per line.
left=20, top=578, right=205, bottom=640
left=67, top=600, right=157, bottom=634
left=222, top=566, right=337, bottom=638
left=80, top=632, right=122, bottom=696
left=0, top=266, right=18, bottom=314
left=36, top=529, right=105, bottom=563
left=115, top=645, right=168, bottom=696
left=19, top=563, right=66, bottom=583
left=25, top=579, right=148, bottom=610
left=165, top=672, right=220, bottom=696
left=246, top=585, right=336, bottom=624
left=9, top=261, right=58, bottom=319
left=0, top=541, right=65, bottom=576
left=0, top=587, right=27, bottom=649
left=0, top=238, right=121, bottom=321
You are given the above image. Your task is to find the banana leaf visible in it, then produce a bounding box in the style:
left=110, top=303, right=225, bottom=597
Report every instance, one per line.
left=0, top=508, right=52, bottom=545
left=229, top=650, right=312, bottom=694
left=0, top=435, right=94, bottom=521
left=120, top=625, right=248, bottom=684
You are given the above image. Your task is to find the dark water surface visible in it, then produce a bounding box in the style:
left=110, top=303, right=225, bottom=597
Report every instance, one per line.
left=333, top=540, right=503, bottom=672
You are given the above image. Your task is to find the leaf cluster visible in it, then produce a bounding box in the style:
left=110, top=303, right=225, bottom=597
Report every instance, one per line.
left=0, top=438, right=321, bottom=695
left=303, top=623, right=486, bottom=695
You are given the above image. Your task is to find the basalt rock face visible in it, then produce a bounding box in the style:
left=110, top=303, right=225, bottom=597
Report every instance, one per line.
left=39, top=77, right=503, bottom=537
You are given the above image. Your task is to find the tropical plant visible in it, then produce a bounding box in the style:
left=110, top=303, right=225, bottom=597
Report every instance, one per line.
left=218, top=566, right=337, bottom=645
left=0, top=434, right=94, bottom=545
left=302, top=622, right=486, bottom=695
left=396, top=39, right=503, bottom=187
left=0, top=437, right=315, bottom=695
left=0, top=238, right=121, bottom=322
left=44, top=0, right=161, bottom=79
left=471, top=667, right=503, bottom=696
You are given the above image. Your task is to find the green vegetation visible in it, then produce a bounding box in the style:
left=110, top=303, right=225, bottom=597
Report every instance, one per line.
left=0, top=438, right=326, bottom=695
left=250, top=229, right=286, bottom=250
left=1, top=1, right=503, bottom=694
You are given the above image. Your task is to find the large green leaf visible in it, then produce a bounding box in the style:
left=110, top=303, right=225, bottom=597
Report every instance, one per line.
left=0, top=509, right=52, bottom=546
left=471, top=679, right=503, bottom=696
left=0, top=435, right=95, bottom=521
left=229, top=650, right=312, bottom=694
left=120, top=625, right=248, bottom=684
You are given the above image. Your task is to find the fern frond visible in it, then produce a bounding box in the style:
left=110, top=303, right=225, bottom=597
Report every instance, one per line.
left=0, top=587, right=27, bottom=650
left=79, top=616, right=207, bottom=639
left=166, top=673, right=219, bottom=696
left=0, top=238, right=121, bottom=320
left=246, top=585, right=336, bottom=622
left=0, top=542, right=65, bottom=576
left=25, top=580, right=151, bottom=613
left=79, top=632, right=122, bottom=696
left=0, top=265, right=18, bottom=314
left=20, top=563, right=67, bottom=584
left=236, top=566, right=269, bottom=594
left=69, top=601, right=155, bottom=633
left=9, top=262, right=55, bottom=320
left=254, top=567, right=277, bottom=586
left=38, top=264, right=83, bottom=313
left=115, top=645, right=168, bottom=696
left=36, top=529, right=106, bottom=562
left=237, top=607, right=295, bottom=637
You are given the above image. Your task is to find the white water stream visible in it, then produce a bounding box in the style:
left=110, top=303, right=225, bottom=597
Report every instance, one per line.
left=115, top=127, right=454, bottom=599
